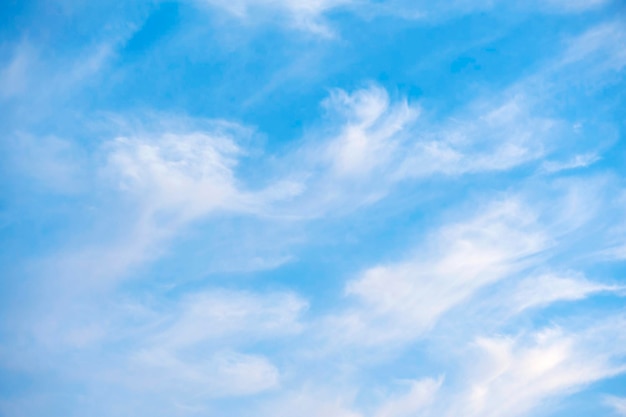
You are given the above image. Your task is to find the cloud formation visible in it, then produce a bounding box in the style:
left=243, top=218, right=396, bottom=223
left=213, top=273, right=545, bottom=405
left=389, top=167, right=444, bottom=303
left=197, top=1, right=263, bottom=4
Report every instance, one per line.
left=1, top=2, right=625, bottom=417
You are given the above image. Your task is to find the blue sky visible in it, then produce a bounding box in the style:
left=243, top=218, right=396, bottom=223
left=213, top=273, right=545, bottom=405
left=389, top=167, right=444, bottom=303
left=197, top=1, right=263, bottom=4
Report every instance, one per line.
left=1, top=0, right=626, bottom=416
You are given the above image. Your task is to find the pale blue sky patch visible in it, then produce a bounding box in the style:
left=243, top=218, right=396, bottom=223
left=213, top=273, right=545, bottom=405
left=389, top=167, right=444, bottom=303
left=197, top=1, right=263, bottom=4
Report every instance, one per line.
left=1, top=1, right=626, bottom=416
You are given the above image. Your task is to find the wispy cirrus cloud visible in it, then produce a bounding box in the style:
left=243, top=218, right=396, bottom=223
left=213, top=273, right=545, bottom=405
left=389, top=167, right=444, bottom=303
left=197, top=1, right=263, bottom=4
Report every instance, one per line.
left=437, top=323, right=626, bottom=417
left=1, top=287, right=308, bottom=415
left=193, top=0, right=615, bottom=36
left=2, top=4, right=626, bottom=416
left=328, top=198, right=548, bottom=347
left=606, top=396, right=626, bottom=416
left=374, top=377, right=443, bottom=417
left=113, top=290, right=307, bottom=404
left=504, top=272, right=622, bottom=313
left=196, top=0, right=354, bottom=34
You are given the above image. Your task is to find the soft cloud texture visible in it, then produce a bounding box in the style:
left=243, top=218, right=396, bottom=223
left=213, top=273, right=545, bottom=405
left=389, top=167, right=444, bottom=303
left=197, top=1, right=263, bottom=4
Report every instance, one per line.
left=442, top=325, right=626, bottom=417
left=199, top=0, right=354, bottom=34
left=607, top=396, right=626, bottom=416
left=333, top=198, right=547, bottom=346
left=1, top=1, right=625, bottom=417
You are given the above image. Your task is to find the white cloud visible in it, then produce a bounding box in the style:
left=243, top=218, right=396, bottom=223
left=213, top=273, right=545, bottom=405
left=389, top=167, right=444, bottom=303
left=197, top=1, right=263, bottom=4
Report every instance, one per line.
left=600, top=244, right=626, bottom=261
left=318, top=177, right=624, bottom=351
left=195, top=0, right=612, bottom=35
left=130, top=348, right=280, bottom=397
left=375, top=377, right=442, bottom=417
left=201, top=0, right=348, bottom=16
left=606, top=396, right=626, bottom=416
left=533, top=0, right=610, bottom=13
left=2, top=5, right=626, bottom=417
left=326, top=198, right=547, bottom=346
left=554, top=21, right=626, bottom=78
left=440, top=324, right=626, bottom=417
left=322, top=86, right=419, bottom=178
left=149, top=289, right=308, bottom=349
left=542, top=152, right=600, bottom=173
left=507, top=273, right=621, bottom=313
left=3, top=134, right=85, bottom=193
left=106, top=130, right=243, bottom=217
left=395, top=96, right=553, bottom=179
left=0, top=43, right=32, bottom=99
left=443, top=270, right=624, bottom=337
left=116, top=289, right=306, bottom=400
left=31, top=123, right=297, bottom=290
left=277, top=85, right=567, bottom=219
left=104, top=120, right=309, bottom=220
left=5, top=287, right=308, bottom=412
left=258, top=388, right=362, bottom=417
left=358, top=0, right=611, bottom=24
left=199, top=0, right=353, bottom=34
left=195, top=0, right=613, bottom=34
left=321, top=88, right=559, bottom=183
left=0, top=40, right=114, bottom=106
